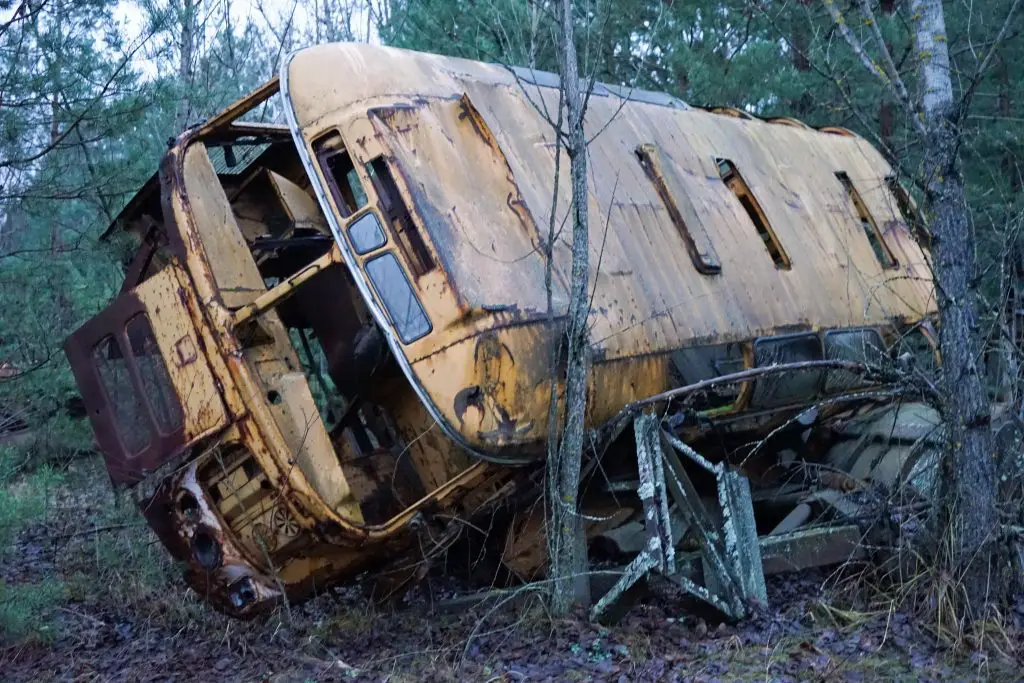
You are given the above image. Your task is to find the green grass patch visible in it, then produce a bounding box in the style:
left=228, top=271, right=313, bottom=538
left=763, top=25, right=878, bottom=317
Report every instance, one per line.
left=0, top=445, right=64, bottom=554
left=0, top=445, right=66, bottom=644
left=0, top=579, right=65, bottom=645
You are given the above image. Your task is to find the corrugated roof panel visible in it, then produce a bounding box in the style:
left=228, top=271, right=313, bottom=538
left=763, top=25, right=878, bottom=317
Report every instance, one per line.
left=208, top=142, right=271, bottom=176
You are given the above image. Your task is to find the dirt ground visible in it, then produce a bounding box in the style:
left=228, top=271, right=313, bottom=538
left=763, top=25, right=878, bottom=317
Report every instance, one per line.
left=3, top=460, right=1022, bottom=682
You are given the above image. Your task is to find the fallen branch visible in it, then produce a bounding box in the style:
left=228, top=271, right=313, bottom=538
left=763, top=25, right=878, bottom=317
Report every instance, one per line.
left=40, top=522, right=145, bottom=542
left=600, top=359, right=885, bottom=438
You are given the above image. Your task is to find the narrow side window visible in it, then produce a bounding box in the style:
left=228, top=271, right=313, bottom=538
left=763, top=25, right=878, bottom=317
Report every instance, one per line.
left=314, top=132, right=368, bottom=218
left=347, top=212, right=387, bottom=255
left=717, top=158, right=791, bottom=270
left=636, top=143, right=721, bottom=274
left=885, top=176, right=929, bottom=246
left=366, top=157, right=436, bottom=277
left=365, top=253, right=431, bottom=343
left=93, top=335, right=150, bottom=455
left=836, top=171, right=898, bottom=269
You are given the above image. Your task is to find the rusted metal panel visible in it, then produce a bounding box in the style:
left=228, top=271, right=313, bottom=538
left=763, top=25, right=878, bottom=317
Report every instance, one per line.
left=65, top=265, right=228, bottom=484
left=267, top=169, right=329, bottom=234
left=365, top=96, right=555, bottom=314
left=634, top=142, right=722, bottom=274
left=760, top=525, right=867, bottom=574
left=181, top=143, right=268, bottom=309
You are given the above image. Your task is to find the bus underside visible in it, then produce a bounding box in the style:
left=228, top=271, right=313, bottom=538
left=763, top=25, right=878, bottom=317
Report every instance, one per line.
left=67, top=112, right=948, bottom=619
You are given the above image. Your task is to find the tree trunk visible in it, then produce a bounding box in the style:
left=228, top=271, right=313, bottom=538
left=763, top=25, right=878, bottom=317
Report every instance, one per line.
left=995, top=55, right=1021, bottom=194
left=789, top=14, right=813, bottom=116
left=911, top=0, right=997, bottom=614
left=547, top=0, right=591, bottom=615
left=174, top=0, right=197, bottom=134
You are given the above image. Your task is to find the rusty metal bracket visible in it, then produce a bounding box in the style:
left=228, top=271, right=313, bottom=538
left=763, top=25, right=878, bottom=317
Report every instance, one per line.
left=231, top=245, right=342, bottom=325
left=591, top=413, right=766, bottom=621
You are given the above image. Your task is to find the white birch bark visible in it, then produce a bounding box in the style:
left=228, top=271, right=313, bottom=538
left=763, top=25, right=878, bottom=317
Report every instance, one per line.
left=911, top=0, right=997, bottom=612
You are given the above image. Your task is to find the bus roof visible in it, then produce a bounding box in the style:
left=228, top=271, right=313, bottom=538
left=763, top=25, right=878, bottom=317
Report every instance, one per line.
left=283, top=43, right=934, bottom=362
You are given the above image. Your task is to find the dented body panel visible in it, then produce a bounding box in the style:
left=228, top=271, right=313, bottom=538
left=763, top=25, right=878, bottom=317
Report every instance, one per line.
left=283, top=43, right=934, bottom=459
left=64, top=43, right=937, bottom=616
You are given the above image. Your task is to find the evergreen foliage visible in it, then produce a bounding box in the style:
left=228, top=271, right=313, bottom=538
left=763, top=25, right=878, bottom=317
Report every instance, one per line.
left=2, top=0, right=1018, bottom=464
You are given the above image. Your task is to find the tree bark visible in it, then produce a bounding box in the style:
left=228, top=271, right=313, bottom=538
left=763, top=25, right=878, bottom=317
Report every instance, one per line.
left=547, top=0, right=591, bottom=615
left=911, top=0, right=997, bottom=614
left=789, top=11, right=813, bottom=116
left=173, top=0, right=197, bottom=134
left=995, top=55, right=1021, bottom=194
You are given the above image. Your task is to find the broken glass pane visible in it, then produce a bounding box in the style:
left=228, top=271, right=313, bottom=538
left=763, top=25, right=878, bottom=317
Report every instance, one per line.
left=751, top=333, right=824, bottom=408
left=126, top=313, right=183, bottom=435
left=93, top=335, right=150, bottom=455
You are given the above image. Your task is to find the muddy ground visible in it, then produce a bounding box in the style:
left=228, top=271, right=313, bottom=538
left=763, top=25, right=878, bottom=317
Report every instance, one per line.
left=3, top=459, right=1022, bottom=682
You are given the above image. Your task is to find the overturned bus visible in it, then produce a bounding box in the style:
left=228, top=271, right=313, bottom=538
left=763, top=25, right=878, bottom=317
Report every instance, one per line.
left=64, top=42, right=940, bottom=617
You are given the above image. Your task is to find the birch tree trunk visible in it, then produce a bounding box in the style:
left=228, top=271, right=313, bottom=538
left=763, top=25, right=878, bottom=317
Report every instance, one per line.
left=547, top=0, right=591, bottom=615
left=911, top=0, right=997, bottom=612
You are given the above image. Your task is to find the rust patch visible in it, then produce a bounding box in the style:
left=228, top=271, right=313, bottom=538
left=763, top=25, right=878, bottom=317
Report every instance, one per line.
left=456, top=94, right=498, bottom=152
left=453, top=385, right=484, bottom=428
left=467, top=332, right=535, bottom=441
left=174, top=335, right=198, bottom=366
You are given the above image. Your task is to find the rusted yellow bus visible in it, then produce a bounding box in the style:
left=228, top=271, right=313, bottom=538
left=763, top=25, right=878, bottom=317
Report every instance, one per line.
left=65, top=43, right=936, bottom=616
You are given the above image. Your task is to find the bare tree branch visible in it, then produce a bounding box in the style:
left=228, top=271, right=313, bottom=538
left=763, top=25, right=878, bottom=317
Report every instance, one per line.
left=957, top=0, right=1023, bottom=120
left=822, top=0, right=927, bottom=135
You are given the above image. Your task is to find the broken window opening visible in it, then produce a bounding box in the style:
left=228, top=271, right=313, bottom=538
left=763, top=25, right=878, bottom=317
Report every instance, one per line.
left=291, top=327, right=344, bottom=429
left=891, top=322, right=940, bottom=379
left=668, top=343, right=747, bottom=414
left=823, top=328, right=887, bottom=393
left=126, top=313, right=183, bottom=435
left=885, top=176, right=929, bottom=246
left=271, top=258, right=381, bottom=417
left=91, top=313, right=183, bottom=457
left=751, top=333, right=824, bottom=408
left=93, top=335, right=150, bottom=456
left=836, top=172, right=898, bottom=270
left=314, top=132, right=368, bottom=218
left=717, top=159, right=791, bottom=270
left=367, top=157, right=436, bottom=277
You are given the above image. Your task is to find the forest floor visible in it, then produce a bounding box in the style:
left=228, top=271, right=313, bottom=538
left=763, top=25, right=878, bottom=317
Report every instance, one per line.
left=3, top=459, right=1023, bottom=682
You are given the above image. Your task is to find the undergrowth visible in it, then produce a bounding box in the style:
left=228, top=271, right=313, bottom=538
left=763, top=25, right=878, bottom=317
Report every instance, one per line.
left=0, top=445, right=62, bottom=551
left=0, top=445, right=65, bottom=644
left=0, top=581, right=65, bottom=644
left=814, top=466, right=1024, bottom=675
left=0, top=446, right=210, bottom=646
left=3, top=443, right=1023, bottom=679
